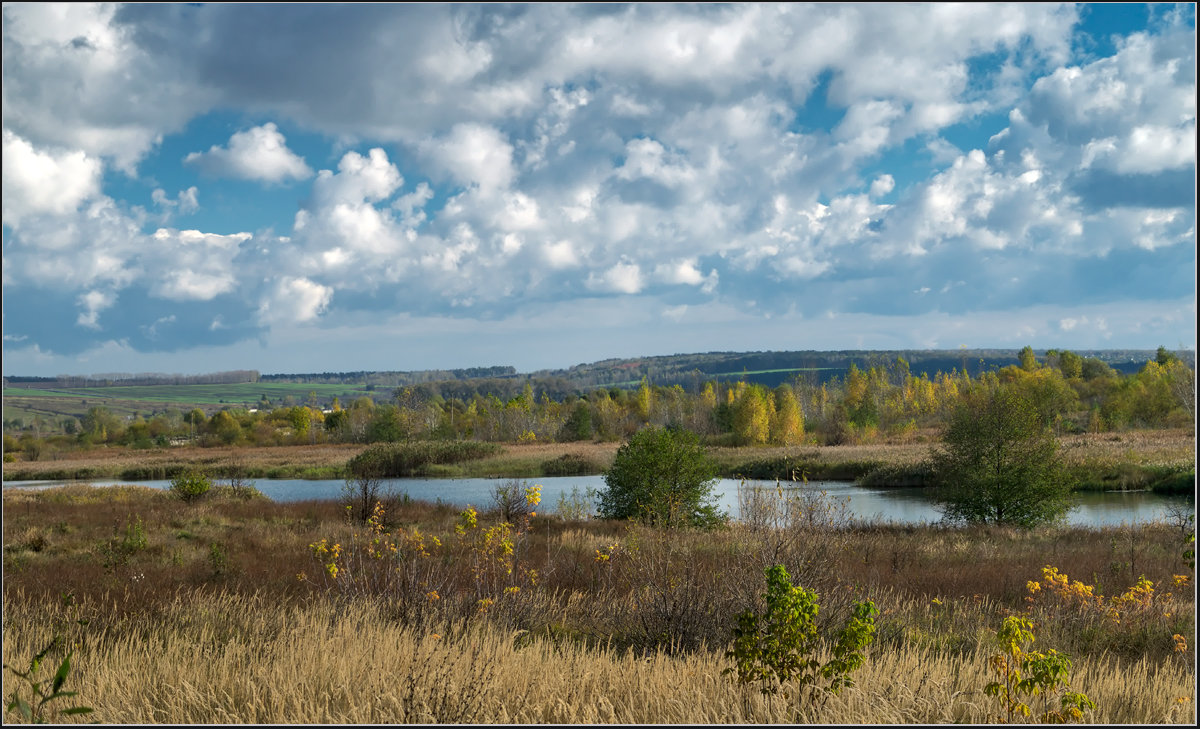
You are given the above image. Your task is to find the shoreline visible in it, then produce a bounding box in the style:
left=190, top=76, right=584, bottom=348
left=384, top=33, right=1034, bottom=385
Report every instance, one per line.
left=2, top=429, right=1194, bottom=492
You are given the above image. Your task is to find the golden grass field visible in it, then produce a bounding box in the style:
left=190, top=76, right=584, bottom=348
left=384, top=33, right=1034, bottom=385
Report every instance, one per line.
left=2, top=474, right=1195, bottom=724
left=3, top=590, right=1194, bottom=724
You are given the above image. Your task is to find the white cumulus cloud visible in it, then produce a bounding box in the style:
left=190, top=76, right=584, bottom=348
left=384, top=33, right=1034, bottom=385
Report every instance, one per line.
left=257, top=276, right=333, bottom=325
left=2, top=130, right=102, bottom=226
left=184, top=123, right=312, bottom=183
left=420, top=123, right=515, bottom=194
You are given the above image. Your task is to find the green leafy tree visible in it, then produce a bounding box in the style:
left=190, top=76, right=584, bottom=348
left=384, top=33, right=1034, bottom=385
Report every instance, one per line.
left=597, top=426, right=725, bottom=528
left=1018, top=345, right=1038, bottom=372
left=1156, top=345, right=1177, bottom=366
left=1058, top=350, right=1083, bottom=380
left=929, top=385, right=1073, bottom=528
left=1080, top=357, right=1116, bottom=381
left=560, top=400, right=594, bottom=441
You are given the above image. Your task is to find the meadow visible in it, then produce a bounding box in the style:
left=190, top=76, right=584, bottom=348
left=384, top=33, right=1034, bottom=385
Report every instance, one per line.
left=3, top=381, right=378, bottom=423
left=2, top=479, right=1194, bottom=724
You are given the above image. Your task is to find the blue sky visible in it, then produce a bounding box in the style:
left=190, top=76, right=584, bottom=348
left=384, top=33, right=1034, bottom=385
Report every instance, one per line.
left=2, top=3, right=1195, bottom=377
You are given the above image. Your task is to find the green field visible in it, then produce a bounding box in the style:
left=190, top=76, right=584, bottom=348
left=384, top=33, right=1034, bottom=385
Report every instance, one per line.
left=2, top=382, right=379, bottom=423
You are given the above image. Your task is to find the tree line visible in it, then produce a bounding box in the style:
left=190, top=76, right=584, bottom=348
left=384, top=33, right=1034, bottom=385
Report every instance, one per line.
left=4, top=346, right=1192, bottom=456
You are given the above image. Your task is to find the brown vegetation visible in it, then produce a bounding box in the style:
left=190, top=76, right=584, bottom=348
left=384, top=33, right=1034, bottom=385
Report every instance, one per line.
left=4, top=428, right=1193, bottom=482
left=3, top=483, right=1194, bottom=723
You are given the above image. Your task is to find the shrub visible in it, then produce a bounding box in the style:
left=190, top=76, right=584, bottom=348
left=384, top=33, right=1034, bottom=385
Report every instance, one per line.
left=169, top=469, right=212, bottom=502
left=344, top=446, right=390, bottom=523
left=985, top=615, right=1096, bottom=723
left=554, top=485, right=595, bottom=520
left=490, top=479, right=538, bottom=523
left=347, top=441, right=502, bottom=478
left=540, top=453, right=600, bottom=477
left=598, top=426, right=725, bottom=528
left=724, top=564, right=878, bottom=699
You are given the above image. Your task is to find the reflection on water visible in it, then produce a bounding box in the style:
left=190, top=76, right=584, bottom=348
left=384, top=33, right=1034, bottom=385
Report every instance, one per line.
left=4, top=475, right=1191, bottom=527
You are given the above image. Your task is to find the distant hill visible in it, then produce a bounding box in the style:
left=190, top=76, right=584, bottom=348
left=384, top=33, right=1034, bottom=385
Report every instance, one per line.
left=4, top=348, right=1184, bottom=395
left=524, top=348, right=1183, bottom=391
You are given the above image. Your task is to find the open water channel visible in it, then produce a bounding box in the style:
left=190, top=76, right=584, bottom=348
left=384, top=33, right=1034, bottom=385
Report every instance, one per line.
left=3, top=476, right=1191, bottom=527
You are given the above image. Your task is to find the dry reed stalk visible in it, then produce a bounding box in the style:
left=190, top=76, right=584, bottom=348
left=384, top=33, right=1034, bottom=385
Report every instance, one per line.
left=3, top=589, right=1193, bottom=724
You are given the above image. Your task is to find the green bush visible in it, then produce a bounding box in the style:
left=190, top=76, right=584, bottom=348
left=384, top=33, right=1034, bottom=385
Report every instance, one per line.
left=540, top=453, right=600, bottom=476
left=347, top=441, right=502, bottom=478
left=929, top=385, right=1073, bottom=528
left=169, top=469, right=212, bottom=502
left=598, top=426, right=724, bottom=528
left=725, top=564, right=878, bottom=700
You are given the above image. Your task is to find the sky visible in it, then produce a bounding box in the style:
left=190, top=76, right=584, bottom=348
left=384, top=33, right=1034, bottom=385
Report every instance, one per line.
left=2, top=3, right=1196, bottom=378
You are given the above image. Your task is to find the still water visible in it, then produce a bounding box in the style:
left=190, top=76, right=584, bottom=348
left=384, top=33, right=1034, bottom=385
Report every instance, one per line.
left=3, top=476, right=1191, bottom=527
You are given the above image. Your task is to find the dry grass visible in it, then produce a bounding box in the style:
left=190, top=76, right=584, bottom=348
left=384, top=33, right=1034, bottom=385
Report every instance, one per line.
left=2, top=443, right=363, bottom=481
left=2, top=590, right=1193, bottom=724
left=5, top=429, right=1191, bottom=482
left=1058, top=429, right=1197, bottom=467
left=3, top=483, right=1194, bottom=724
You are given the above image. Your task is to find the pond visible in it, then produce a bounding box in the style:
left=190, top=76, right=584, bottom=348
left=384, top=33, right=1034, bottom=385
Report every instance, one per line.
left=3, top=476, right=1192, bottom=528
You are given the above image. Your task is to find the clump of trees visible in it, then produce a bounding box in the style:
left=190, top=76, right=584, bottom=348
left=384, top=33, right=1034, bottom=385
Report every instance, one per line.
left=929, top=384, right=1074, bottom=528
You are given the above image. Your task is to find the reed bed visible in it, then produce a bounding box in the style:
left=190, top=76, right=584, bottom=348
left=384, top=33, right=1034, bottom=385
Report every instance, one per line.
left=3, top=590, right=1193, bottom=724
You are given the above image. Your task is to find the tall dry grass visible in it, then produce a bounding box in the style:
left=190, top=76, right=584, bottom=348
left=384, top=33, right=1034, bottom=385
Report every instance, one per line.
left=3, top=483, right=1194, bottom=723
left=3, top=589, right=1193, bottom=724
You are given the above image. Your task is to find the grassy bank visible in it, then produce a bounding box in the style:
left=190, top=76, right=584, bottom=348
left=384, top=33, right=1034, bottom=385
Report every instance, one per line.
left=3, top=483, right=1194, bottom=723
left=3, top=430, right=1193, bottom=494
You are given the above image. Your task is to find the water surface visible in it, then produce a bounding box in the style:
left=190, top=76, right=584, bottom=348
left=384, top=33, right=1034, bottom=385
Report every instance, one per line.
left=4, top=476, right=1190, bottom=527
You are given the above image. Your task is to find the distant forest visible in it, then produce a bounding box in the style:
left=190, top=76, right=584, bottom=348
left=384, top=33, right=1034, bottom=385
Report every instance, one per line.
left=4, top=349, right=1190, bottom=403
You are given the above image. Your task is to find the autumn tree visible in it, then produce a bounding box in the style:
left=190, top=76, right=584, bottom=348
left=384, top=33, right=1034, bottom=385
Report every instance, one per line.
left=930, top=385, right=1073, bottom=528
left=770, top=385, right=804, bottom=445
left=733, top=384, right=772, bottom=445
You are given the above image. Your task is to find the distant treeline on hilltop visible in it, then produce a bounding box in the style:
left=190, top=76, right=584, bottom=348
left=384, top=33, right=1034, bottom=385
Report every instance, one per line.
left=2, top=349, right=1186, bottom=394
left=259, top=366, right=518, bottom=386
left=5, top=370, right=262, bottom=388
left=525, top=349, right=1176, bottom=390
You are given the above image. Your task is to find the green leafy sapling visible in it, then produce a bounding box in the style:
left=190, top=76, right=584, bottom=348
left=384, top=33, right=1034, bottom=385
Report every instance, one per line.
left=5, top=638, right=94, bottom=724
left=725, top=564, right=878, bottom=701
left=985, top=615, right=1096, bottom=724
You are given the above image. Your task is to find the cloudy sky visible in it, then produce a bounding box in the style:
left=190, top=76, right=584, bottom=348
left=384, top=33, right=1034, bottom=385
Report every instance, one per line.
left=2, top=3, right=1196, bottom=377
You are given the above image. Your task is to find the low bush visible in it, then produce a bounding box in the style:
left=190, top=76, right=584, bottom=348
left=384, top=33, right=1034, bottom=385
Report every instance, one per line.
left=725, top=564, right=878, bottom=701
left=856, top=463, right=933, bottom=488
left=490, top=478, right=538, bottom=523
left=540, top=453, right=600, bottom=476
left=168, top=470, right=211, bottom=502
left=347, top=441, right=502, bottom=478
